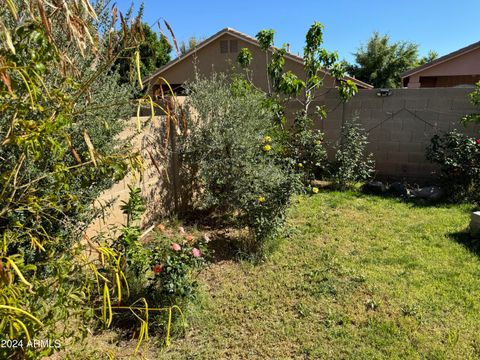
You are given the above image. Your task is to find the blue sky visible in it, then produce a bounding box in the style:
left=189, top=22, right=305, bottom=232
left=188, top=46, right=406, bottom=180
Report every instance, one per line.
left=115, top=0, right=479, bottom=63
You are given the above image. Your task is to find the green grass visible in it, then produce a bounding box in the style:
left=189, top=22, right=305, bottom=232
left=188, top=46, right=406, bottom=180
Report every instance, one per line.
left=157, top=191, right=480, bottom=359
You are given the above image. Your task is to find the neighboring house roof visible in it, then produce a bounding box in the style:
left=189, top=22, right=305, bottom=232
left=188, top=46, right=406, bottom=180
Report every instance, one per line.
left=144, top=27, right=373, bottom=89
left=401, top=40, right=480, bottom=79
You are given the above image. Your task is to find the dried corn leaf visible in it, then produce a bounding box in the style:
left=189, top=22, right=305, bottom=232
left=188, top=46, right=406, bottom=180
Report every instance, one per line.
left=157, top=21, right=174, bottom=51
left=0, top=67, right=13, bottom=94
left=0, top=22, right=15, bottom=54
left=135, top=50, right=143, bottom=89
left=163, top=19, right=180, bottom=57
left=80, top=0, right=97, bottom=19
left=36, top=0, right=52, bottom=41
left=83, top=130, right=97, bottom=167
left=5, top=0, right=17, bottom=19
left=65, top=134, right=82, bottom=164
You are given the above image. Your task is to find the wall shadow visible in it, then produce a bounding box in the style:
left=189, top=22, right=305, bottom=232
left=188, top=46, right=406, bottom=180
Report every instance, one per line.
left=449, top=230, right=480, bottom=258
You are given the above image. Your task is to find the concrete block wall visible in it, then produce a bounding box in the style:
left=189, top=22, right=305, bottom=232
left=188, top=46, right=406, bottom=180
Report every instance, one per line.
left=287, top=88, right=480, bottom=179
left=89, top=89, right=479, bottom=234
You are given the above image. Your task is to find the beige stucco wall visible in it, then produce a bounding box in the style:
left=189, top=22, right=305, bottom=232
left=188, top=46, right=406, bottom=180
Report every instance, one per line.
left=152, top=33, right=337, bottom=93
left=407, top=47, right=480, bottom=88
left=86, top=108, right=188, bottom=238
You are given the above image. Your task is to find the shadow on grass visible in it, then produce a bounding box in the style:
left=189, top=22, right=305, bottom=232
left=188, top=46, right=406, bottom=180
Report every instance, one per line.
left=385, top=194, right=452, bottom=209
left=356, top=187, right=469, bottom=209
left=312, top=180, right=448, bottom=207
left=205, top=231, right=247, bottom=263
left=175, top=208, right=243, bottom=262
left=313, top=179, right=470, bottom=209
left=177, top=208, right=271, bottom=263
left=318, top=186, right=452, bottom=209
left=449, top=230, right=480, bottom=258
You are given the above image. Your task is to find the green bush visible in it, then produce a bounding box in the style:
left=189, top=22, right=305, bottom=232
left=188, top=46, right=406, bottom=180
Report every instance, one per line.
left=0, top=2, right=179, bottom=358
left=287, top=115, right=328, bottom=182
left=462, top=81, right=480, bottom=123
left=0, top=21, right=132, bottom=360
left=181, top=75, right=300, bottom=253
left=236, top=23, right=357, bottom=186
left=0, top=0, right=136, bottom=264
left=330, top=117, right=375, bottom=187
left=426, top=130, right=480, bottom=203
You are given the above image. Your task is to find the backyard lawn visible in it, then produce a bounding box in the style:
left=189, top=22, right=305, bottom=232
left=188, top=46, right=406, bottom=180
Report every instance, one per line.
left=158, top=191, right=480, bottom=359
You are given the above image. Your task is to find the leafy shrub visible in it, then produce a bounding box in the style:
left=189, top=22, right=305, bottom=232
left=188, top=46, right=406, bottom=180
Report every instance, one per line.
left=112, top=186, right=148, bottom=277
left=462, top=81, right=480, bottom=123
left=330, top=117, right=375, bottom=187
left=0, top=0, right=136, bottom=264
left=426, top=130, right=480, bottom=203
left=287, top=115, right=328, bottom=182
left=0, top=2, right=181, bottom=358
left=181, top=75, right=300, bottom=253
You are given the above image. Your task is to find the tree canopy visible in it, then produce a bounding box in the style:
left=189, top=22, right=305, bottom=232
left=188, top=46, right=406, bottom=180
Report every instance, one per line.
left=180, top=36, right=205, bottom=55
left=115, top=22, right=172, bottom=84
left=344, top=32, right=437, bottom=88
left=419, top=50, right=439, bottom=66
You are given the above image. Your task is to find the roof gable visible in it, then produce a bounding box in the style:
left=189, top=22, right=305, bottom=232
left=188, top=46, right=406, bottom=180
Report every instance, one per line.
left=144, top=28, right=372, bottom=89
left=401, top=40, right=480, bottom=79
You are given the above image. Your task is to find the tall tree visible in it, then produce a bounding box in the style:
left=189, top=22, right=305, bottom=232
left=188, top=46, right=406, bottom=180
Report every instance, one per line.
left=418, top=50, right=439, bottom=66
left=115, top=22, right=172, bottom=84
left=179, top=36, right=204, bottom=55
left=345, top=32, right=419, bottom=88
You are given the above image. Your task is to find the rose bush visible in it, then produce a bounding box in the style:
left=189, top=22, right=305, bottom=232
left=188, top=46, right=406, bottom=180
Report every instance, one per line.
left=146, top=227, right=208, bottom=305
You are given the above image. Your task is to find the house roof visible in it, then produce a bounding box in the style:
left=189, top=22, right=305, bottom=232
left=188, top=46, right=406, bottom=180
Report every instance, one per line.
left=144, top=27, right=373, bottom=89
left=401, top=40, right=480, bottom=79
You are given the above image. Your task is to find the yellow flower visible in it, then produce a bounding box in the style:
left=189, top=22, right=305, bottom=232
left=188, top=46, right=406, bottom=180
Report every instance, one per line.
left=312, top=187, right=319, bottom=194
left=298, top=163, right=303, bottom=168
left=258, top=196, right=266, bottom=203
left=263, top=144, right=271, bottom=152
left=263, top=135, right=272, bottom=143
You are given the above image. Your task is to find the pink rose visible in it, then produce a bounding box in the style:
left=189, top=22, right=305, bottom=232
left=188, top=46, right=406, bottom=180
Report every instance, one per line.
left=192, top=248, right=201, bottom=257
left=476, top=138, right=480, bottom=145
left=171, top=243, right=181, bottom=251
